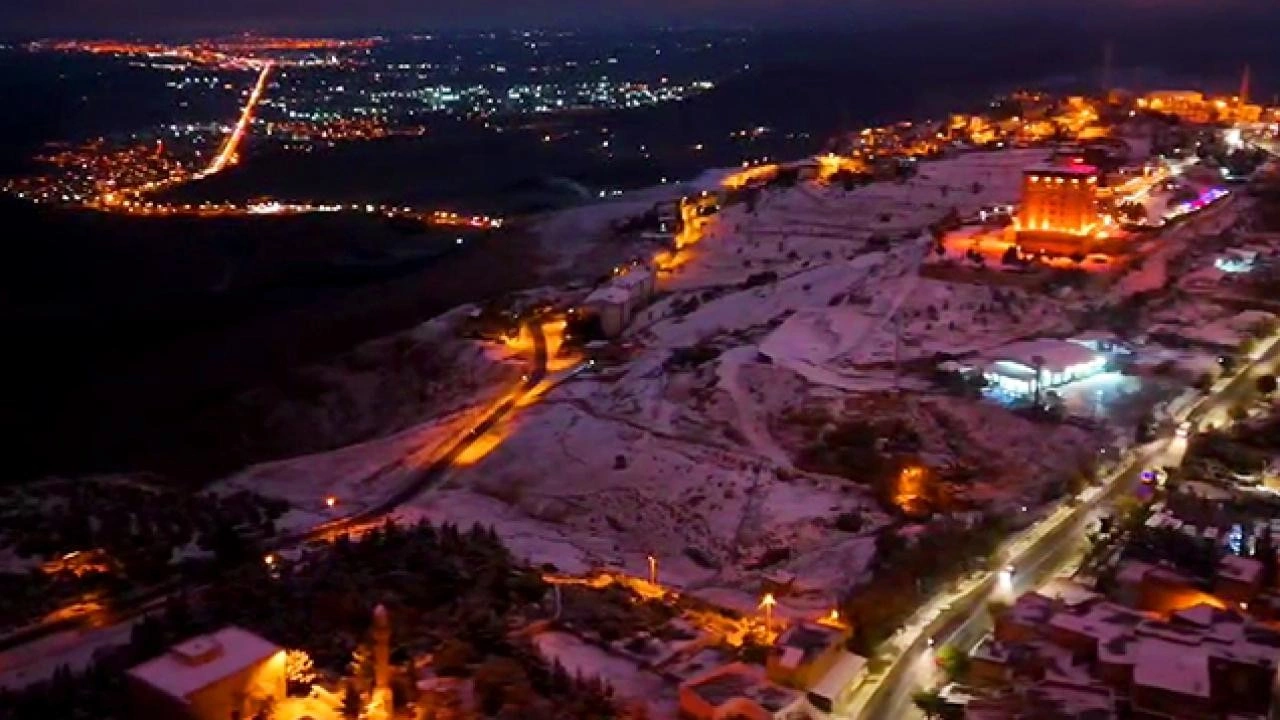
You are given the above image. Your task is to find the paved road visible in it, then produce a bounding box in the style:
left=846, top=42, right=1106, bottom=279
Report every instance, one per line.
left=855, top=332, right=1280, bottom=720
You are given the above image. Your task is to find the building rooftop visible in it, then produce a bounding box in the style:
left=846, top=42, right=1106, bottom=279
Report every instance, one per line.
left=771, top=621, right=844, bottom=670
left=584, top=285, right=634, bottom=306
left=966, top=679, right=1115, bottom=720
left=1039, top=579, right=1102, bottom=610
left=1025, top=162, right=1099, bottom=177
left=986, top=339, right=1100, bottom=375
left=1217, top=555, right=1264, bottom=586
left=127, top=626, right=281, bottom=702
left=1132, top=641, right=1211, bottom=698
left=682, top=662, right=799, bottom=713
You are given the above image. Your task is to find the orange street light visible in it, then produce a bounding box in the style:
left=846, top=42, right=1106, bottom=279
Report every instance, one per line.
left=325, top=496, right=337, bottom=509
left=264, top=554, right=276, bottom=567
left=759, top=593, right=777, bottom=629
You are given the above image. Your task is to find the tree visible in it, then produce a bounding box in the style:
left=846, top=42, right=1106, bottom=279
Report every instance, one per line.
left=341, top=683, right=362, bottom=720
left=473, top=657, right=532, bottom=716
left=934, top=643, right=970, bottom=682
left=912, top=689, right=946, bottom=719
left=1257, top=374, right=1277, bottom=396
left=432, top=637, right=475, bottom=677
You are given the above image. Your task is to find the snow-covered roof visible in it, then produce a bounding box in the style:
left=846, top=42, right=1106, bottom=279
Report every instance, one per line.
left=613, top=269, right=653, bottom=290
left=681, top=662, right=799, bottom=713
left=584, top=286, right=633, bottom=306
left=127, top=626, right=281, bottom=702
left=1132, top=642, right=1211, bottom=698
left=1217, top=555, right=1264, bottom=585
left=986, top=339, right=1098, bottom=373
left=809, top=651, right=867, bottom=701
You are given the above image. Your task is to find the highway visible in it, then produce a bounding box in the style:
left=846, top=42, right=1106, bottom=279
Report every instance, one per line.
left=200, top=61, right=273, bottom=177
left=855, top=332, right=1280, bottom=719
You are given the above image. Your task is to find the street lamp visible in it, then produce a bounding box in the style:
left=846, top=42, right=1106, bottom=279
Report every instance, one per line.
left=325, top=496, right=337, bottom=509
left=759, top=593, right=777, bottom=630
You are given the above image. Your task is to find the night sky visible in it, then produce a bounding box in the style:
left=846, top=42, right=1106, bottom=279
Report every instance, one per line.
left=2, top=0, right=1276, bottom=36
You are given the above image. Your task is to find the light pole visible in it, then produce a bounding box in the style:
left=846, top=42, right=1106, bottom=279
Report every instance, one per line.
left=646, top=554, right=658, bottom=586
left=760, top=593, right=777, bottom=630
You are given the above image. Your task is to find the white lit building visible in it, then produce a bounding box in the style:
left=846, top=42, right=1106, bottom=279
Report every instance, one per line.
left=982, top=339, right=1107, bottom=397
left=580, top=267, right=655, bottom=337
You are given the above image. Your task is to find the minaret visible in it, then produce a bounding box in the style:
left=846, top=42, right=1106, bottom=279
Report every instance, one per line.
left=1239, top=64, right=1252, bottom=107
left=372, top=604, right=391, bottom=692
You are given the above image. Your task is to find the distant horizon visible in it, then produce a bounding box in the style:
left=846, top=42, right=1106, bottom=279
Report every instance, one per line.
left=3, top=0, right=1278, bottom=37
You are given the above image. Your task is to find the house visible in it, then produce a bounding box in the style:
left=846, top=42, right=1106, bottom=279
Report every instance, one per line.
left=984, top=588, right=1280, bottom=719
left=766, top=621, right=849, bottom=689
left=804, top=650, right=866, bottom=714
left=964, top=679, right=1116, bottom=720
left=1113, top=560, right=1223, bottom=615
left=127, top=626, right=285, bottom=720
left=677, top=662, right=808, bottom=720
left=1214, top=555, right=1265, bottom=605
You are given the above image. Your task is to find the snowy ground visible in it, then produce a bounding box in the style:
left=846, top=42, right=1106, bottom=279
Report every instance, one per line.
left=398, top=148, right=1130, bottom=606
left=532, top=631, right=677, bottom=713
left=215, top=147, right=1246, bottom=622
left=212, top=306, right=527, bottom=531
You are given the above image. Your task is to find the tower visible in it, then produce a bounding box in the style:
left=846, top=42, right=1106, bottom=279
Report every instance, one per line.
left=372, top=604, right=391, bottom=692
left=1239, top=64, right=1252, bottom=106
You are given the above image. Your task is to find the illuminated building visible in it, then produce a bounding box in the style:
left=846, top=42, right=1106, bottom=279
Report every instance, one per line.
left=127, top=627, right=285, bottom=720
left=1014, top=161, right=1102, bottom=256
left=1136, top=89, right=1263, bottom=125
left=982, top=339, right=1106, bottom=398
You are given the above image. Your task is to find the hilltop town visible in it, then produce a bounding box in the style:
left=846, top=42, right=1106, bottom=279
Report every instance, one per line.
left=4, top=83, right=1280, bottom=720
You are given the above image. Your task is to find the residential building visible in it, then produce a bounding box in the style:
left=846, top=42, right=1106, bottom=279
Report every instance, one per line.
left=987, top=589, right=1280, bottom=719
left=1214, top=555, right=1265, bottom=606
left=964, top=679, right=1116, bottom=720
left=127, top=626, right=285, bottom=720
left=766, top=621, right=848, bottom=689
left=677, top=662, right=808, bottom=720
left=579, top=266, right=655, bottom=337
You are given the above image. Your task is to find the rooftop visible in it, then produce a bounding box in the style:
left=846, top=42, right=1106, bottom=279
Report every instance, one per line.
left=1132, top=641, right=1211, bottom=698
left=683, top=662, right=799, bottom=713
left=1025, top=162, right=1099, bottom=177
left=772, top=621, right=844, bottom=669
left=986, top=339, right=1099, bottom=375
left=127, top=626, right=281, bottom=702
left=1217, top=555, right=1264, bottom=585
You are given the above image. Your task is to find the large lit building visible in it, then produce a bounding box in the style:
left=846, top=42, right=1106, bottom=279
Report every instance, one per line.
left=127, top=627, right=285, bottom=720
left=1014, top=161, right=1102, bottom=256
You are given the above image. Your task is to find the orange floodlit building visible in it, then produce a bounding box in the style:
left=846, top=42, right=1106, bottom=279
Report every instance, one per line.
left=1014, top=161, right=1102, bottom=256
